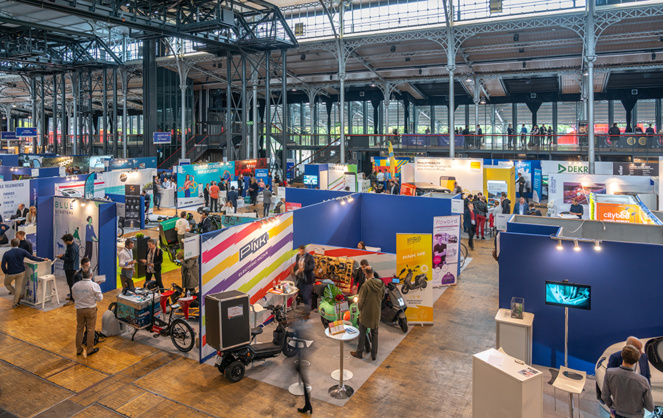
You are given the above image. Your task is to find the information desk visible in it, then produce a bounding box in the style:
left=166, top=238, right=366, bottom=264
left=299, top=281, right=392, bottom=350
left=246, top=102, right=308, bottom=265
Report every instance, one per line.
left=473, top=348, right=543, bottom=418
left=495, top=308, right=534, bottom=365
left=159, top=187, right=177, bottom=208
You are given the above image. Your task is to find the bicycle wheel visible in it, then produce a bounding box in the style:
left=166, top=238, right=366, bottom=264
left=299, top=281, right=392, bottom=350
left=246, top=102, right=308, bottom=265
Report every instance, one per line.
left=170, top=318, right=195, bottom=352
left=460, top=243, right=468, bottom=269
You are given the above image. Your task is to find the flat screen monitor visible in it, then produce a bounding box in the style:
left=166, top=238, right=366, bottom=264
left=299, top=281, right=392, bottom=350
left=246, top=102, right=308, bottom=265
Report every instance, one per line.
left=545, top=280, right=591, bottom=310
left=304, top=175, right=318, bottom=186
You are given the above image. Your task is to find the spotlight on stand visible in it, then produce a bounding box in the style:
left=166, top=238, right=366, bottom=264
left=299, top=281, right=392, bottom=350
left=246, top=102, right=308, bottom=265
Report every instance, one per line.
left=556, top=240, right=563, bottom=251
left=574, top=240, right=581, bottom=252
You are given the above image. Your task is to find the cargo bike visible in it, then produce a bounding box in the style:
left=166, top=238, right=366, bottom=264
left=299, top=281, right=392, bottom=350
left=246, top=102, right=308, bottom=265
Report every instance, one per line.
left=108, top=288, right=196, bottom=352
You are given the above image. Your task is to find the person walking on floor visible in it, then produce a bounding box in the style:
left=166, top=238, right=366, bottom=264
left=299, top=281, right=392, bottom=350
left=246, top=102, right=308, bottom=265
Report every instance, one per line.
left=2, top=238, right=48, bottom=308
left=140, top=239, right=163, bottom=292
left=464, top=202, right=477, bottom=251
left=209, top=181, right=220, bottom=212
left=262, top=185, right=272, bottom=217
left=57, top=234, right=79, bottom=304
left=203, top=183, right=210, bottom=208
left=153, top=176, right=161, bottom=211
left=351, top=268, right=384, bottom=361
left=249, top=177, right=260, bottom=207
left=507, top=123, right=514, bottom=148
left=474, top=195, right=488, bottom=240
left=72, top=267, right=102, bottom=357
left=118, top=239, right=136, bottom=291
left=602, top=344, right=654, bottom=418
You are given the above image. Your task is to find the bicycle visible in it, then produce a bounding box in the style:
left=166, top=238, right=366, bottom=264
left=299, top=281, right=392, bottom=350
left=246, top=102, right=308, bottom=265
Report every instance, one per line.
left=108, top=288, right=195, bottom=352
left=459, top=243, right=469, bottom=269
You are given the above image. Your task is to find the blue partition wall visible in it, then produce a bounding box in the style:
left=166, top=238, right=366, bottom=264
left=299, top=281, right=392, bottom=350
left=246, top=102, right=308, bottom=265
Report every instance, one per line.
left=286, top=187, right=352, bottom=207
left=292, top=194, right=361, bottom=249
left=499, top=229, right=663, bottom=373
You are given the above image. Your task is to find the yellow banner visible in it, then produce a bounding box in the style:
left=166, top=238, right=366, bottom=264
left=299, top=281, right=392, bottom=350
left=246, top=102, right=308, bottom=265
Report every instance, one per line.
left=396, top=233, right=433, bottom=324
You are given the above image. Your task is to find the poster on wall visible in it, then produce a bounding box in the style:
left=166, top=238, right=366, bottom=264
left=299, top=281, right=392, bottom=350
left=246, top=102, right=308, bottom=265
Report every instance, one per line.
left=200, top=212, right=295, bottom=361
left=487, top=180, right=508, bottom=206
left=0, top=180, right=30, bottom=220
left=433, top=216, right=460, bottom=287
left=396, top=233, right=433, bottom=324
left=563, top=182, right=606, bottom=204
left=55, top=179, right=105, bottom=199
left=124, top=184, right=142, bottom=228
left=41, top=156, right=90, bottom=174
left=53, top=197, right=99, bottom=276
left=595, top=203, right=642, bottom=224
left=414, top=158, right=483, bottom=197
left=613, top=162, right=659, bottom=177
left=255, top=168, right=270, bottom=188
left=235, top=158, right=268, bottom=177
left=99, top=168, right=156, bottom=195
left=327, top=164, right=357, bottom=191
left=177, top=162, right=235, bottom=207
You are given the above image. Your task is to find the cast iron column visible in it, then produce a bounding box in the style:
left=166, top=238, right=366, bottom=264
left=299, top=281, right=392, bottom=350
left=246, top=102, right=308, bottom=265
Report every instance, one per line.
left=281, top=50, right=288, bottom=174
left=103, top=69, right=108, bottom=155
left=265, top=51, right=271, bottom=162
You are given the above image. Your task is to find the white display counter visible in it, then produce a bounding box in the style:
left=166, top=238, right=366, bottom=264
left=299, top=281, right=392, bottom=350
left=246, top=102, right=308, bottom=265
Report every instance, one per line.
left=23, top=260, right=53, bottom=306
left=473, top=348, right=543, bottom=418
left=495, top=308, right=534, bottom=365
left=159, top=187, right=177, bottom=208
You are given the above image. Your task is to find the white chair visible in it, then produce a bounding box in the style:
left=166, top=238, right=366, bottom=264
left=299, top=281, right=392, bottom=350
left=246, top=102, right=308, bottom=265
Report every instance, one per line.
left=552, top=366, right=587, bottom=417
left=39, top=274, right=60, bottom=309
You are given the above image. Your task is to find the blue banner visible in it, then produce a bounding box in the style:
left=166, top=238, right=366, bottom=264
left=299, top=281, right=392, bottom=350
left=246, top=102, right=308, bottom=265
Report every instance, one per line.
left=84, top=174, right=95, bottom=199
left=153, top=132, right=171, bottom=144
left=286, top=162, right=294, bottom=179
left=533, top=168, right=542, bottom=203
left=1, top=132, right=17, bottom=140
left=255, top=168, right=270, bottom=189
left=16, top=127, right=37, bottom=137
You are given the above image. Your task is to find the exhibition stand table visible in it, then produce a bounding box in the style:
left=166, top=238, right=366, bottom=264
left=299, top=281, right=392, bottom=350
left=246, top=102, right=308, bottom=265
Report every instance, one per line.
left=495, top=308, right=534, bottom=365
left=325, top=325, right=359, bottom=399
left=473, top=348, right=543, bottom=418
left=159, top=187, right=176, bottom=208
left=22, top=260, right=54, bottom=307
left=268, top=283, right=298, bottom=314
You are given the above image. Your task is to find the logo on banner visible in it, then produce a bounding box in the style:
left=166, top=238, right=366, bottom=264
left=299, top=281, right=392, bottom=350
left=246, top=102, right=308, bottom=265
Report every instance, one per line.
left=239, top=232, right=269, bottom=261
left=558, top=163, right=589, bottom=174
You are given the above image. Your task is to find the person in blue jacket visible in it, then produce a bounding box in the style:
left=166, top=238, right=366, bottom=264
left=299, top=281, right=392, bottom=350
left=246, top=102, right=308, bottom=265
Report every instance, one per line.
left=606, top=336, right=651, bottom=384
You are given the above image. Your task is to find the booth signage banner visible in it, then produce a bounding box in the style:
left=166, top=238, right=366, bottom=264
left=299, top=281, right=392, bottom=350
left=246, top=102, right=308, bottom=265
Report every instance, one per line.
left=451, top=199, right=464, bottom=214
left=1, top=132, right=17, bottom=140
left=124, top=184, right=142, bottom=228
left=540, top=161, right=613, bottom=176
left=153, top=132, right=171, bottom=144
left=55, top=180, right=105, bottom=199
left=495, top=214, right=510, bottom=231
left=433, top=216, right=461, bottom=287
left=41, top=156, right=90, bottom=174
left=235, top=158, right=268, bottom=177
left=285, top=202, right=301, bottom=211
left=98, top=168, right=156, bottom=195
left=396, top=233, right=433, bottom=324
left=414, top=157, right=483, bottom=197
left=595, top=203, right=643, bottom=224
left=177, top=162, right=235, bottom=207
left=613, top=162, right=659, bottom=177
left=255, top=168, right=270, bottom=188
left=53, top=197, right=100, bottom=276
left=183, top=235, right=200, bottom=260
left=532, top=169, right=542, bottom=203
left=16, top=127, right=37, bottom=137
left=220, top=215, right=256, bottom=228
left=200, top=213, right=295, bottom=361
left=0, top=180, right=29, bottom=221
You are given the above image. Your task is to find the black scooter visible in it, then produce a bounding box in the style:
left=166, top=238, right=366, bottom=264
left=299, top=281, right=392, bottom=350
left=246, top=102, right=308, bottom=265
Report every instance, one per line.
left=382, top=277, right=408, bottom=332
left=215, top=304, right=299, bottom=383
left=398, top=265, right=428, bottom=294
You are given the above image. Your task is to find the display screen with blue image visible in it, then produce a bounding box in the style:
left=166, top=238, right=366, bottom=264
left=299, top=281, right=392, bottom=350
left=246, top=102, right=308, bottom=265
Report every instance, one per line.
left=545, top=281, right=591, bottom=310
left=304, top=175, right=318, bottom=186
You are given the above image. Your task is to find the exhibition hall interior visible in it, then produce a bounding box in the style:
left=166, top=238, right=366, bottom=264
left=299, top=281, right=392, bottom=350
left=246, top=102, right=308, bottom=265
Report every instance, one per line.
left=1, top=0, right=663, bottom=416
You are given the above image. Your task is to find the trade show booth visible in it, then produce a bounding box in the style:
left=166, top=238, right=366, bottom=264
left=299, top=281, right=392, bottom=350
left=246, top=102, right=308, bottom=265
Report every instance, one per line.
left=483, top=165, right=516, bottom=207
left=401, top=157, right=484, bottom=197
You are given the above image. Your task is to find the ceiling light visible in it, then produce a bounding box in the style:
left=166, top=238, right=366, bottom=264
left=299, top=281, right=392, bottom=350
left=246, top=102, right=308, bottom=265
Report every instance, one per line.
left=574, top=240, right=580, bottom=252
left=583, top=70, right=589, bottom=76
left=513, top=33, right=519, bottom=42
left=291, top=87, right=297, bottom=92
left=390, top=45, right=396, bottom=53
left=594, top=240, right=602, bottom=251
left=556, top=240, right=563, bottom=250
left=81, top=201, right=86, bottom=207
left=466, top=75, right=472, bottom=83
left=370, top=81, right=376, bottom=87
left=480, top=96, right=486, bottom=105
left=340, top=199, right=346, bottom=205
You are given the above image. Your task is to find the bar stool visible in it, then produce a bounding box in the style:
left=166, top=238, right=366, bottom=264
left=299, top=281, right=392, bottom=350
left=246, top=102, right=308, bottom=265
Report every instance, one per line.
left=160, top=290, right=175, bottom=313
left=39, top=274, right=59, bottom=309
left=178, top=296, right=197, bottom=319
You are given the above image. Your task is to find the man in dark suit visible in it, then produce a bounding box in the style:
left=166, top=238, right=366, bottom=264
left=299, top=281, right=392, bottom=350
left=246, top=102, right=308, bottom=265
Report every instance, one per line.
left=607, top=336, right=651, bottom=384
left=15, top=203, right=28, bottom=226
left=199, top=211, right=213, bottom=233
left=293, top=245, right=315, bottom=319
left=513, top=197, right=528, bottom=215
left=227, top=186, right=239, bottom=211
left=388, top=180, right=398, bottom=195
left=140, top=239, right=164, bottom=292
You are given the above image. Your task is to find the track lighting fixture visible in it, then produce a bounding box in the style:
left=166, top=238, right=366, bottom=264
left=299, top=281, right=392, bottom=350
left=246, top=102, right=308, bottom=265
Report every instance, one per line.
left=574, top=240, right=581, bottom=252
left=556, top=240, right=563, bottom=251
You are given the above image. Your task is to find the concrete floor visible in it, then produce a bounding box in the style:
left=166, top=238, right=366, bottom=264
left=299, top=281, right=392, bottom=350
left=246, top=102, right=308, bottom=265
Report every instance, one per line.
left=0, top=225, right=608, bottom=417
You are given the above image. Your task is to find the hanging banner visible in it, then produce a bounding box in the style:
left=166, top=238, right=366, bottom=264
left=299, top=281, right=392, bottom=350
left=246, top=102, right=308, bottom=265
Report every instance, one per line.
left=532, top=168, right=543, bottom=203
left=124, top=184, right=142, bottom=228
left=396, top=233, right=433, bottom=324
left=433, top=216, right=461, bottom=287
left=55, top=179, right=105, bottom=199
left=41, top=156, right=90, bottom=174
left=53, top=197, right=100, bottom=276
left=388, top=141, right=396, bottom=179
left=177, top=162, right=235, bottom=207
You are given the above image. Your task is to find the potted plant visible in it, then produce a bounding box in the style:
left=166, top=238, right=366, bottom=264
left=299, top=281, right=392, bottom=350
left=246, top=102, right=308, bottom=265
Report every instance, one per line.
left=132, top=233, right=149, bottom=278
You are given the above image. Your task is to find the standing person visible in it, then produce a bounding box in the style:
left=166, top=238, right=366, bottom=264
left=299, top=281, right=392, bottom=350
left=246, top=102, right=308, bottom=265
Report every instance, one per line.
left=513, top=197, right=528, bottom=215
left=72, top=267, right=103, bottom=357
left=607, top=337, right=651, bottom=384
left=520, top=124, right=528, bottom=148
left=199, top=211, right=213, bottom=233
left=177, top=251, right=199, bottom=295
left=219, top=178, right=227, bottom=203
left=569, top=197, right=584, bottom=218
left=464, top=203, right=477, bottom=250
left=237, top=173, right=245, bottom=198
left=227, top=186, right=239, bottom=212
left=262, top=185, right=272, bottom=217
left=140, top=239, right=163, bottom=292
left=377, top=170, right=385, bottom=190
left=203, top=183, right=210, bottom=208
left=645, top=124, right=655, bottom=135
left=388, top=180, right=398, bottom=195
left=153, top=176, right=161, bottom=211
left=350, top=268, right=384, bottom=361
left=84, top=216, right=98, bottom=262
left=352, top=259, right=369, bottom=294
left=609, top=123, right=621, bottom=150
left=15, top=230, right=33, bottom=254
left=527, top=202, right=542, bottom=216
left=454, top=181, right=462, bottom=195
left=249, top=178, right=260, bottom=207
left=118, top=239, right=136, bottom=291
left=476, top=124, right=483, bottom=149
left=2, top=238, right=48, bottom=308
left=517, top=172, right=528, bottom=203
left=57, top=234, right=79, bottom=303
left=274, top=197, right=285, bottom=214
left=474, top=195, right=488, bottom=240
left=500, top=192, right=511, bottom=214
left=175, top=211, right=190, bottom=249
left=209, top=181, right=220, bottom=212
left=548, top=125, right=554, bottom=146
left=73, top=257, right=91, bottom=283
left=507, top=123, right=514, bottom=148
left=293, top=245, right=315, bottom=319
left=601, top=344, right=654, bottom=418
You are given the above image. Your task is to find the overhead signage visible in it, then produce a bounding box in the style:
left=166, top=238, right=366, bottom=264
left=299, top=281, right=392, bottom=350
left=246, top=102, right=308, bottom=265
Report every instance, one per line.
left=613, top=162, right=658, bottom=177
left=16, top=127, right=37, bottom=137
left=153, top=132, right=172, bottom=144
left=1, top=132, right=17, bottom=140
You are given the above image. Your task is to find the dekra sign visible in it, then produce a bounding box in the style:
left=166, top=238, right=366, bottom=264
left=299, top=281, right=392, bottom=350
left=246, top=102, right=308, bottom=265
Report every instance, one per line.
left=558, top=164, right=589, bottom=174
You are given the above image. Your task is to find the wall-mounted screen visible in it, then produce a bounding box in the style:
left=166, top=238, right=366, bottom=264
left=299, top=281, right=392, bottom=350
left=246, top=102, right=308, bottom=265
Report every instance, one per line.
left=304, top=175, right=318, bottom=186
left=545, top=280, right=591, bottom=310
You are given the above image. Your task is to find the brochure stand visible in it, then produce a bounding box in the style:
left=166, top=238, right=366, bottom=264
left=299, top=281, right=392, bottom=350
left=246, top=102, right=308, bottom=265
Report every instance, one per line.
left=495, top=308, right=534, bottom=365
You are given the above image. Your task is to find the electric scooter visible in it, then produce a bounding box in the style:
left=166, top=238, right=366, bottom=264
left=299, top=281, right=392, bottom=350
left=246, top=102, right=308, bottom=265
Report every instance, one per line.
left=398, top=265, right=428, bottom=294
left=382, top=277, right=408, bottom=333
left=315, top=280, right=359, bottom=329
left=215, top=304, right=299, bottom=383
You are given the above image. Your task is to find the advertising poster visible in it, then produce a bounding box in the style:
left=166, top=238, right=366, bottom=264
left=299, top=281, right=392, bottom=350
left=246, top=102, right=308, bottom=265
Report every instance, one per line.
left=614, top=162, right=659, bottom=177
left=55, top=179, right=105, bottom=199
left=396, top=233, right=433, bottom=324
left=327, top=163, right=357, bottom=191
left=532, top=169, right=542, bottom=203
left=487, top=180, right=508, bottom=205
left=563, top=182, right=606, bottom=204
left=124, top=184, right=142, bottom=228
left=200, top=212, right=294, bottom=361
left=595, top=203, right=644, bottom=224
left=99, top=168, right=156, bottom=195
left=220, top=214, right=258, bottom=228
left=414, top=157, right=483, bottom=197
left=0, top=180, right=30, bottom=220
left=41, top=156, right=90, bottom=174
left=235, top=158, right=268, bottom=177
left=53, top=197, right=100, bottom=276
left=177, top=162, right=235, bottom=207
left=433, top=216, right=461, bottom=287
left=372, top=157, right=410, bottom=175
left=255, top=168, right=270, bottom=188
